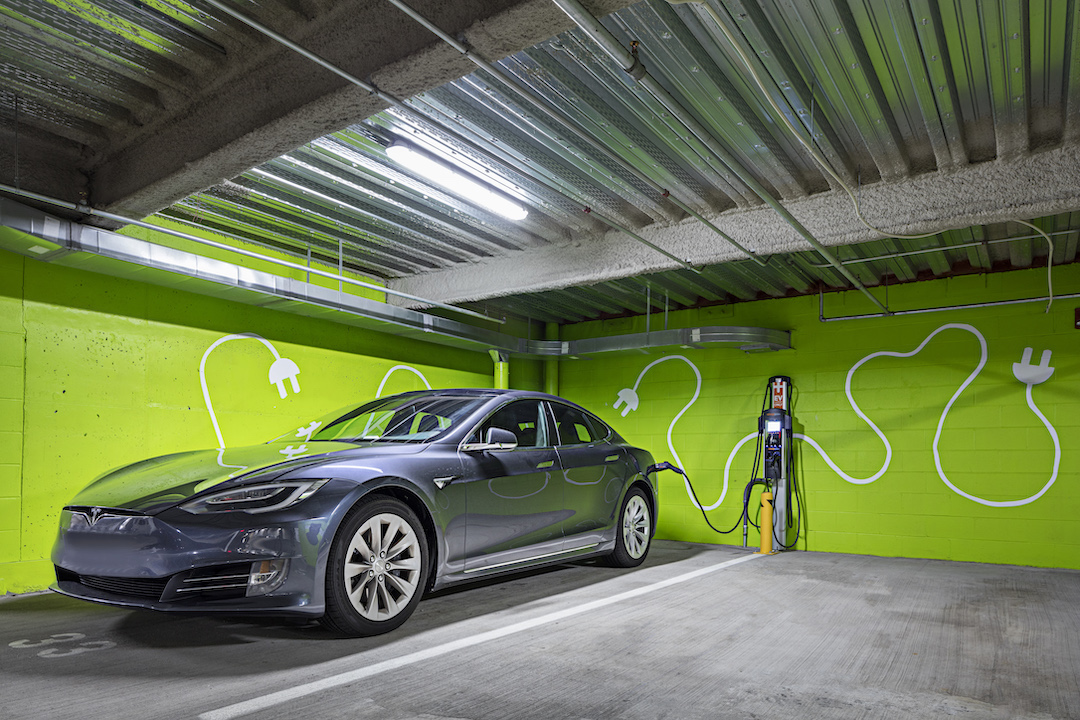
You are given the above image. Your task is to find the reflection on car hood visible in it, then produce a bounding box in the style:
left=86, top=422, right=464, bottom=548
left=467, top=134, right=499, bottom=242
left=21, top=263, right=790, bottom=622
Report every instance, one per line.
left=69, top=441, right=424, bottom=513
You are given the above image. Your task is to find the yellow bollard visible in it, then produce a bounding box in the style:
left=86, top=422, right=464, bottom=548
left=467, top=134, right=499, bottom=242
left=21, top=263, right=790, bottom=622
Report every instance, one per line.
left=756, top=491, right=774, bottom=555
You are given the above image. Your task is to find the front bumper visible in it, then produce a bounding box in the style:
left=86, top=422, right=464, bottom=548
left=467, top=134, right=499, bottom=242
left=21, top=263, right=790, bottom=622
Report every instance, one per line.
left=51, top=505, right=336, bottom=616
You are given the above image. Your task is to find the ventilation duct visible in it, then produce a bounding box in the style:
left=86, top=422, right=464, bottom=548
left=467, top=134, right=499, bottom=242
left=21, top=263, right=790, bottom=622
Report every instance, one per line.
left=0, top=197, right=791, bottom=357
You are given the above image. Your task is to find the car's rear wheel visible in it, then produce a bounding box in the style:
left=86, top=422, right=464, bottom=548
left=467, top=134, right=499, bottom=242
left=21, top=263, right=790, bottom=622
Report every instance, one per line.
left=602, top=487, right=651, bottom=567
left=322, top=497, right=429, bottom=636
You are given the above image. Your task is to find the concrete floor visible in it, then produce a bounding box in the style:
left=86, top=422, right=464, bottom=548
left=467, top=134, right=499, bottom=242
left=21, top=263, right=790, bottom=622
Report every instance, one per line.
left=2, top=541, right=1078, bottom=720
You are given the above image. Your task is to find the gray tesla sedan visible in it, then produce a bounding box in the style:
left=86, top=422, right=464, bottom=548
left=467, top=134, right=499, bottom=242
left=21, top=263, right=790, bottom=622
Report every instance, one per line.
left=51, top=389, right=658, bottom=636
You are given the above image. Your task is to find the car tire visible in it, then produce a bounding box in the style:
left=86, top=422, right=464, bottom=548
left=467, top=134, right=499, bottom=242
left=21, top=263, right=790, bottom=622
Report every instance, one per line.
left=321, top=497, right=430, bottom=636
left=601, top=487, right=652, bottom=568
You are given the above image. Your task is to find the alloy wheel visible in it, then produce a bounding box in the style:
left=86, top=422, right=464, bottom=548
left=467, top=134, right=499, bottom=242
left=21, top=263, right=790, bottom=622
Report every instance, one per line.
left=622, top=495, right=650, bottom=560
left=343, top=512, right=422, bottom=621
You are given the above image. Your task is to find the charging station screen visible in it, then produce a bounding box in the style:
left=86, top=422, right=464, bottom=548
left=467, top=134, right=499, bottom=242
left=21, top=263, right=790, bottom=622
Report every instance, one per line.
left=766, top=420, right=781, bottom=433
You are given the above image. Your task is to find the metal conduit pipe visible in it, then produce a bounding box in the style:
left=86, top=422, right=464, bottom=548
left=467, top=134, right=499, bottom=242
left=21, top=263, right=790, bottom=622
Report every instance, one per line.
left=384, top=0, right=766, bottom=267
left=820, top=290, right=1080, bottom=323
left=550, top=0, right=889, bottom=314
left=806, top=229, right=1077, bottom=268
left=200, top=0, right=697, bottom=274
left=0, top=182, right=502, bottom=324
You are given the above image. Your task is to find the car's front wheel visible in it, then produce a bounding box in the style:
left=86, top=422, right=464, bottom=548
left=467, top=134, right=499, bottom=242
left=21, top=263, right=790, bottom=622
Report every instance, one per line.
left=322, top=497, right=429, bottom=636
left=602, top=487, right=652, bottom=567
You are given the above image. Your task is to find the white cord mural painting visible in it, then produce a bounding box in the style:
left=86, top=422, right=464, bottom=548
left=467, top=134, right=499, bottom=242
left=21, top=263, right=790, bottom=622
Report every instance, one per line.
left=199, top=332, right=305, bottom=473
left=200, top=333, right=431, bottom=457
left=615, top=355, right=722, bottom=509
left=618, top=323, right=1062, bottom=509
left=376, top=365, right=432, bottom=396
left=200, top=332, right=302, bottom=449
left=195, top=326, right=1060, bottom=508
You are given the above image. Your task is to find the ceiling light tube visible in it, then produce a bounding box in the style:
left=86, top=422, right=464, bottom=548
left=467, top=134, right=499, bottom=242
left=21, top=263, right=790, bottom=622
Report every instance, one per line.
left=386, top=142, right=528, bottom=221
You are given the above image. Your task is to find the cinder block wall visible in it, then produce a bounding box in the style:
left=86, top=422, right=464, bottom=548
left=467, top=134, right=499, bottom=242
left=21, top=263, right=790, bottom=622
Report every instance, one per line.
left=3, top=245, right=1077, bottom=595
left=560, top=264, right=1080, bottom=570
left=0, top=254, right=23, bottom=577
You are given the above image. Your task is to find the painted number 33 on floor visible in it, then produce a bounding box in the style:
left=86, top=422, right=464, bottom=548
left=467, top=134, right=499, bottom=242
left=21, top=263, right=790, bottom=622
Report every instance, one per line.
left=8, top=633, right=115, bottom=658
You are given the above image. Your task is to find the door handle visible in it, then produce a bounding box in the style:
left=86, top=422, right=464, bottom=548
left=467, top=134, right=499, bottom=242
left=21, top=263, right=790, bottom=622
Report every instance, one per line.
left=604, top=454, right=619, bottom=462
left=536, top=460, right=554, bottom=469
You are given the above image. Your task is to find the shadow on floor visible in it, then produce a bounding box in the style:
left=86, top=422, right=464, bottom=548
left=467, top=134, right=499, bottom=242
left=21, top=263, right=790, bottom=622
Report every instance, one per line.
left=1, top=540, right=717, bottom=679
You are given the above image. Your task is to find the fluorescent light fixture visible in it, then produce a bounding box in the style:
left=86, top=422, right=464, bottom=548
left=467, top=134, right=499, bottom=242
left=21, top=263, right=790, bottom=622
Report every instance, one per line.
left=386, top=143, right=528, bottom=221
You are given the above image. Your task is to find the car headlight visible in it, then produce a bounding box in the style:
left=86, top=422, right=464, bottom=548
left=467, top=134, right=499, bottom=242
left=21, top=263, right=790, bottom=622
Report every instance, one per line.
left=180, top=480, right=330, bottom=514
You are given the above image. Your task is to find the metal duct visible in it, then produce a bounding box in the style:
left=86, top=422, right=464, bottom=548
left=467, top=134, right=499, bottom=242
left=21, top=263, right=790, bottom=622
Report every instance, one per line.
left=0, top=197, right=791, bottom=358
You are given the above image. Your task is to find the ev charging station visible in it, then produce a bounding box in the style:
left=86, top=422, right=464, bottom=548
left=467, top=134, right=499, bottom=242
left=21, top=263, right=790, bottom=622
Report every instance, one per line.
left=760, top=375, right=794, bottom=550
left=650, top=373, right=800, bottom=552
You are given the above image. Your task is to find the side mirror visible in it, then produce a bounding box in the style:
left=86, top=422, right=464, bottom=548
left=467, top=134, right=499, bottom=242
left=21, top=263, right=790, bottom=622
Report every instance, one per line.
left=485, top=427, right=518, bottom=448
left=462, top=427, right=519, bottom=452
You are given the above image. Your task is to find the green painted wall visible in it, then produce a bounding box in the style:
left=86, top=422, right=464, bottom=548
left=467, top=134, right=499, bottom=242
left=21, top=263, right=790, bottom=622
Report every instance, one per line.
left=3, top=241, right=1077, bottom=595
left=559, top=264, right=1080, bottom=570
left=0, top=248, right=517, bottom=594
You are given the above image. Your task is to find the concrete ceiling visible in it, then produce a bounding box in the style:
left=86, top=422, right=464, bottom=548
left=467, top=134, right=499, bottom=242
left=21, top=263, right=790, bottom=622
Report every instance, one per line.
left=1, top=0, right=1078, bottom=324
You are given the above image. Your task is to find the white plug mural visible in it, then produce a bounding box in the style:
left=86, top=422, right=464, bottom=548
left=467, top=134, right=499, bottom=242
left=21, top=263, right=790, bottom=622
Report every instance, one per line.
left=618, top=323, right=1062, bottom=509
left=200, top=332, right=302, bottom=448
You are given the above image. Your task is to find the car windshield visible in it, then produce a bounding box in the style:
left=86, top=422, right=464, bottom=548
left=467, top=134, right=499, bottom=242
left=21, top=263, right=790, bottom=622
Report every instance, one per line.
left=309, top=395, right=485, bottom=443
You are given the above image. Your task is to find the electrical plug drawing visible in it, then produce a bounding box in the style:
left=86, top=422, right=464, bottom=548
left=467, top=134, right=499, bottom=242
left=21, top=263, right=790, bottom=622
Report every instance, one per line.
left=296, top=420, right=321, bottom=441
left=613, top=387, right=639, bottom=417
left=1012, top=347, right=1055, bottom=385
left=268, top=357, right=301, bottom=398
left=279, top=444, right=308, bottom=459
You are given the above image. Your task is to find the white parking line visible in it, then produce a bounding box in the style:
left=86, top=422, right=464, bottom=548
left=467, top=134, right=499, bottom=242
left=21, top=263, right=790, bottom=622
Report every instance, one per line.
left=200, top=552, right=764, bottom=720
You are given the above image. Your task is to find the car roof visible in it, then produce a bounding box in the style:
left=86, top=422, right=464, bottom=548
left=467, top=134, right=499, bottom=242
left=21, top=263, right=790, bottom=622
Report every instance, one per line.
left=385, top=388, right=571, bottom=402
left=379, top=388, right=601, bottom=416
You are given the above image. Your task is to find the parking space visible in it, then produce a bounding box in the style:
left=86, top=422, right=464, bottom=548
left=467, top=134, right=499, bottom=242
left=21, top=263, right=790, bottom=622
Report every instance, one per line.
left=4, top=542, right=1078, bottom=720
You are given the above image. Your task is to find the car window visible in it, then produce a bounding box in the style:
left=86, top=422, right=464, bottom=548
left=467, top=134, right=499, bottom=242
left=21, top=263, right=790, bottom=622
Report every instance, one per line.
left=470, top=400, right=549, bottom=448
left=410, top=412, right=451, bottom=434
left=584, top=413, right=612, bottom=441
left=311, top=395, right=482, bottom=443
left=550, top=403, right=598, bottom=446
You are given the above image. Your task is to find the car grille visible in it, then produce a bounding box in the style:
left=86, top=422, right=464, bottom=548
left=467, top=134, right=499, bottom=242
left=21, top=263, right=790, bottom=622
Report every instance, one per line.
left=57, top=567, right=169, bottom=600
left=171, top=563, right=251, bottom=600
left=56, top=563, right=252, bottom=603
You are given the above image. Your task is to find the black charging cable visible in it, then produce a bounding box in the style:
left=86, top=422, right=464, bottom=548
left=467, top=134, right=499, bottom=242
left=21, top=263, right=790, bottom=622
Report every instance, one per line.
left=771, top=440, right=803, bottom=549
left=647, top=462, right=769, bottom=536
left=644, top=377, right=803, bottom=546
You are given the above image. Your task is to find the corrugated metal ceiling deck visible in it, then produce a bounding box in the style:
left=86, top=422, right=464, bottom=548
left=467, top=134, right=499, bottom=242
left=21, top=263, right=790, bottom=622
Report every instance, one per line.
left=1, top=0, right=1077, bottom=324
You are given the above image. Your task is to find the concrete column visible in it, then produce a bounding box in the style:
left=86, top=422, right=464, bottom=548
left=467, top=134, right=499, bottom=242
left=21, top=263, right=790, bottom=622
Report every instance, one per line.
left=544, top=322, right=559, bottom=395
left=489, top=349, right=510, bottom=389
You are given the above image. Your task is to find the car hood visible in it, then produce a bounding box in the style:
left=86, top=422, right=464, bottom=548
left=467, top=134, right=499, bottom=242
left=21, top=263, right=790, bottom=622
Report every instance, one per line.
left=68, top=441, right=426, bottom=514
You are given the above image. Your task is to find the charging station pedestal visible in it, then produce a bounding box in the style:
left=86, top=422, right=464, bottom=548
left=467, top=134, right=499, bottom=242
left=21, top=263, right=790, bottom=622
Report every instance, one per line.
left=760, top=376, right=793, bottom=550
